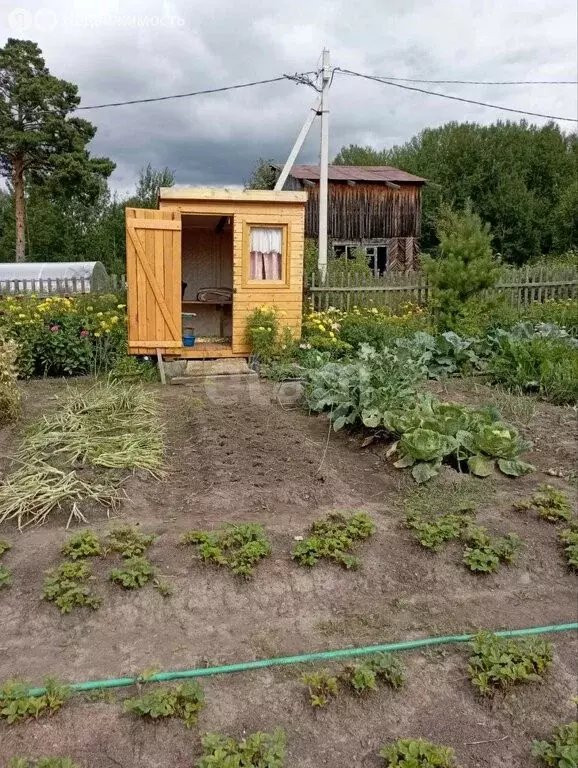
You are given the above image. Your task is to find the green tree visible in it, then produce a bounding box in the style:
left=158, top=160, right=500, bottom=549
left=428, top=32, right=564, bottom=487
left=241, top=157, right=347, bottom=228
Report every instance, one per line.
left=334, top=121, right=578, bottom=263
left=133, top=162, right=175, bottom=208
left=0, top=38, right=114, bottom=261
left=423, top=205, right=501, bottom=330
left=246, top=158, right=277, bottom=189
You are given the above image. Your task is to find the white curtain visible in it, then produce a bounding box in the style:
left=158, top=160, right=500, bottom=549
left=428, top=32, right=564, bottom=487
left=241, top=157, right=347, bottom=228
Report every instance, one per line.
left=250, top=227, right=282, bottom=280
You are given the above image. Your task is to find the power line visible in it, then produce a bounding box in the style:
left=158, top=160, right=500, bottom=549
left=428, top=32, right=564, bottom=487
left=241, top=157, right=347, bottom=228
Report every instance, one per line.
left=363, top=75, right=578, bottom=85
left=75, top=74, right=310, bottom=110
left=335, top=68, right=578, bottom=122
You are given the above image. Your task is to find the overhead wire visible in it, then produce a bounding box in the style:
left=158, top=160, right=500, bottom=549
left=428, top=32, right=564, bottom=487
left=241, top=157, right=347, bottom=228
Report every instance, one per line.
left=334, top=68, right=578, bottom=122
left=361, top=75, right=578, bottom=85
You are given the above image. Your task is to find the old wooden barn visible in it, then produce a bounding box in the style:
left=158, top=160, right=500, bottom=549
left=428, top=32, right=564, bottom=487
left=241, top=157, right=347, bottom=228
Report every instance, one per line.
left=125, top=188, right=306, bottom=360
left=274, top=164, right=426, bottom=273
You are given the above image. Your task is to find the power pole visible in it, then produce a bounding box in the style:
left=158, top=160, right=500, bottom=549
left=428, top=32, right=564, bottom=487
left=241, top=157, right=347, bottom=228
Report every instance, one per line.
left=318, top=48, right=330, bottom=280
left=274, top=96, right=321, bottom=192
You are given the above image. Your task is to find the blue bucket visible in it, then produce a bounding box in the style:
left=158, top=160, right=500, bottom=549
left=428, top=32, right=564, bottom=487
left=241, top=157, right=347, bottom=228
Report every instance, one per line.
left=183, top=334, right=196, bottom=348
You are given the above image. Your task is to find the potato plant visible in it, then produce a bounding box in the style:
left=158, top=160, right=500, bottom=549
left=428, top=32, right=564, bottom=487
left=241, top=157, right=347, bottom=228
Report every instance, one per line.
left=61, top=530, right=102, bottom=560
left=0, top=678, right=70, bottom=724
left=468, top=632, right=553, bottom=695
left=379, top=738, right=461, bottom=767
left=197, top=729, right=286, bottom=767
left=109, top=556, right=155, bottom=589
left=43, top=561, right=101, bottom=613
left=107, top=525, right=157, bottom=558
left=181, top=523, right=272, bottom=579
left=292, top=512, right=375, bottom=569
left=406, top=511, right=473, bottom=551
left=514, top=485, right=572, bottom=522
left=123, top=682, right=205, bottom=728
left=462, top=525, right=522, bottom=574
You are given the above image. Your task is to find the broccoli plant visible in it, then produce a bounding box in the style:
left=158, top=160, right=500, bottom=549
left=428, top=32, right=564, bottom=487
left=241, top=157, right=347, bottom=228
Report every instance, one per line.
left=0, top=678, right=70, bottom=724
left=123, top=682, right=205, bottom=728
left=181, top=523, right=272, bottom=579
left=468, top=632, right=553, bottom=695
left=197, top=729, right=286, bottom=767
left=380, top=738, right=461, bottom=767
left=61, top=530, right=102, bottom=560
left=292, top=512, right=375, bottom=569
left=43, top=561, right=101, bottom=613
left=532, top=721, right=578, bottom=766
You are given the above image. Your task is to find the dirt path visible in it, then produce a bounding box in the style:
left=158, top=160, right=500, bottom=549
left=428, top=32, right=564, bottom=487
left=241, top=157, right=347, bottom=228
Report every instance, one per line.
left=0, top=377, right=576, bottom=767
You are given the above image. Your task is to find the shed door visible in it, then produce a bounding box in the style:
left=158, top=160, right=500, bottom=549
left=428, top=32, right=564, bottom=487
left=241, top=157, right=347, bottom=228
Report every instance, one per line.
left=126, top=208, right=182, bottom=352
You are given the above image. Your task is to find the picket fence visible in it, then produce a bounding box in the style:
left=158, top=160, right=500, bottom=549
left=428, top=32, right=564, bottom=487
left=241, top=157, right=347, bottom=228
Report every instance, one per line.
left=308, top=266, right=578, bottom=311
left=0, top=274, right=126, bottom=296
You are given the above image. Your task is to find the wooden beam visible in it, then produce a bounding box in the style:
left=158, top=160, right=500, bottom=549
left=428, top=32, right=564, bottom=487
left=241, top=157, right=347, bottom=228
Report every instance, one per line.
left=159, top=187, right=307, bottom=203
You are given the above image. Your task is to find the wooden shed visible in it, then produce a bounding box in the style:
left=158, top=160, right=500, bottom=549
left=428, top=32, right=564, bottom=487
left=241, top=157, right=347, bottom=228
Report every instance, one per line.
left=125, top=188, right=307, bottom=359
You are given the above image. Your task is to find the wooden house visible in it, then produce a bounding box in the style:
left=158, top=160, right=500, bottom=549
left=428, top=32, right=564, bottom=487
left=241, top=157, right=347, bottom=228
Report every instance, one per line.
left=125, top=188, right=307, bottom=359
left=274, top=164, right=426, bottom=273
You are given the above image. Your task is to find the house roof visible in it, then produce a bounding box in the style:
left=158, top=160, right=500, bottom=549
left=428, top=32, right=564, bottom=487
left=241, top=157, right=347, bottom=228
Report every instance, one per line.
left=275, top=164, right=426, bottom=184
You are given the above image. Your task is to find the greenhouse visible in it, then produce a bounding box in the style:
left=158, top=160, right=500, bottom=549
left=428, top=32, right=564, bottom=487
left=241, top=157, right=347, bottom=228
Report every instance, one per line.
left=0, top=261, right=110, bottom=294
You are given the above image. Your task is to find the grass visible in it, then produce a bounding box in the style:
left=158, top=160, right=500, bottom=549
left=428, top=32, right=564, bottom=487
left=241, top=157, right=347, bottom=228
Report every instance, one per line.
left=404, top=475, right=494, bottom=520
left=0, top=381, right=163, bottom=529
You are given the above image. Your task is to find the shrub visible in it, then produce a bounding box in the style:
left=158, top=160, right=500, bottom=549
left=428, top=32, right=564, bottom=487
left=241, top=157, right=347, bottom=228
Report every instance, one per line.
left=0, top=678, right=70, bottom=723
left=123, top=682, right=205, bottom=728
left=532, top=721, right=578, bottom=766
left=61, top=530, right=102, bottom=560
left=197, top=729, right=286, bottom=767
left=379, top=738, right=461, bottom=767
left=423, top=204, right=501, bottom=332
left=109, top=556, right=156, bottom=589
left=292, top=512, right=375, bottom=569
left=181, top=523, right=272, bottom=579
left=0, top=294, right=127, bottom=377
left=0, top=337, right=21, bottom=424
left=246, top=305, right=280, bottom=362
left=301, top=670, right=339, bottom=707
left=489, top=336, right=578, bottom=404
left=468, top=631, right=553, bottom=695
left=339, top=306, right=430, bottom=350
left=109, top=354, right=159, bottom=382
left=514, top=485, right=573, bottom=523
left=43, top=561, right=101, bottom=613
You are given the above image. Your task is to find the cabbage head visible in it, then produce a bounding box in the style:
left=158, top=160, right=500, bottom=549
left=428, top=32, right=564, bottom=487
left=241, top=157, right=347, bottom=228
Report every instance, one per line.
left=398, top=428, right=458, bottom=462
left=473, top=424, right=532, bottom=459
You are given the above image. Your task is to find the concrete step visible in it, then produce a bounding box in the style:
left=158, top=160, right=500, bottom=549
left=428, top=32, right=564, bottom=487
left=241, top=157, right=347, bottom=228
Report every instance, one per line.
left=164, top=358, right=254, bottom=380
left=170, top=371, right=258, bottom=385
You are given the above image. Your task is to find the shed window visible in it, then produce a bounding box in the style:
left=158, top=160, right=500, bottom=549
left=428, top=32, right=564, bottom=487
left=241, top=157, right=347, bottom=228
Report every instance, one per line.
left=250, top=227, right=283, bottom=281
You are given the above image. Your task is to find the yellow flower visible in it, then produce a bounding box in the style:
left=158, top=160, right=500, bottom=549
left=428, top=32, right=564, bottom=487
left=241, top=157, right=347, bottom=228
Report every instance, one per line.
left=87, top=306, right=94, bottom=311
left=104, top=329, right=111, bottom=334
left=96, top=312, right=103, bottom=318
left=117, top=304, right=125, bottom=309
left=18, top=313, right=25, bottom=318
left=94, top=331, right=101, bottom=337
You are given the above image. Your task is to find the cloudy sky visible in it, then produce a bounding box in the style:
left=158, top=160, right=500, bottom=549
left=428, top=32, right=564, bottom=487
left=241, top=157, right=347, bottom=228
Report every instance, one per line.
left=1, top=0, right=577, bottom=192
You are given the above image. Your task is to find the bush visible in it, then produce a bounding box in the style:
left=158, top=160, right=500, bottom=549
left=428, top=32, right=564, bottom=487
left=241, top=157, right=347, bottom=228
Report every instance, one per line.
left=246, top=305, right=280, bottom=362
left=0, top=337, right=20, bottom=424
left=423, top=204, right=501, bottom=331
left=489, top=336, right=578, bottom=404
left=532, top=721, right=578, bottom=766
left=379, top=738, right=460, bottom=767
left=0, top=294, right=127, bottom=377
left=197, top=729, right=286, bottom=768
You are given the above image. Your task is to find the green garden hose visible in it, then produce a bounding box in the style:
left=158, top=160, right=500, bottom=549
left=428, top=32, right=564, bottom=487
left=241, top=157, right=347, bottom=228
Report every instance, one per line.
left=26, top=621, right=577, bottom=697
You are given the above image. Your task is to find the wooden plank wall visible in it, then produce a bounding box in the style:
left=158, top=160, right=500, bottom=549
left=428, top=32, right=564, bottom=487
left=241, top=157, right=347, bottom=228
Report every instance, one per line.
left=160, top=198, right=304, bottom=354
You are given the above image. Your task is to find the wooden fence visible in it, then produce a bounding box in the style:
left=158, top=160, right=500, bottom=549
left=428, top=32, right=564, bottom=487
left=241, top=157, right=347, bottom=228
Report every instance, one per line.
left=0, top=274, right=126, bottom=296
left=309, top=266, right=578, bottom=311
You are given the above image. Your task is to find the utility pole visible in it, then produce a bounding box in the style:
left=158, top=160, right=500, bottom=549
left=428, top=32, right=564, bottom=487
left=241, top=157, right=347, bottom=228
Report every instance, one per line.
left=318, top=48, right=331, bottom=281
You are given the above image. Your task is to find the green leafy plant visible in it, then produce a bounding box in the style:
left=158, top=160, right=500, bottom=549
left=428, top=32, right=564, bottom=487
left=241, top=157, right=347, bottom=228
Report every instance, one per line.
left=61, top=530, right=102, bottom=560
left=532, top=721, right=578, bottom=766
left=107, top=525, right=157, bottom=557
left=462, top=525, right=522, bottom=573
left=8, top=760, right=81, bottom=768
left=181, top=523, right=272, bottom=579
left=406, top=510, right=473, bottom=551
left=0, top=678, right=70, bottom=724
left=301, top=670, right=339, bottom=707
left=341, top=662, right=377, bottom=694
left=0, top=564, right=12, bottom=588
left=468, top=631, right=553, bottom=695
left=0, top=538, right=12, bottom=556
left=0, top=337, right=21, bottom=425
left=197, top=729, right=286, bottom=767
left=369, top=652, right=407, bottom=689
left=246, top=305, right=280, bottom=362
left=292, top=512, right=375, bottom=569
left=43, top=561, right=101, bottom=613
left=379, top=738, right=461, bottom=767
left=123, top=681, right=205, bottom=728
left=109, top=556, right=155, bottom=589
left=153, top=578, right=173, bottom=597
left=559, top=527, right=578, bottom=571
left=514, top=485, right=572, bottom=523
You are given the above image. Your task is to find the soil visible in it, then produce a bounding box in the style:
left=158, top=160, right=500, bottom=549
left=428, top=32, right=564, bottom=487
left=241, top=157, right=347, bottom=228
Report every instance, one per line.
left=0, top=376, right=576, bottom=768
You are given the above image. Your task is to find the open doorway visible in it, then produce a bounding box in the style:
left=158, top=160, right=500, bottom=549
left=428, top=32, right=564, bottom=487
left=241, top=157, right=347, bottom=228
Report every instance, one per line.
left=181, top=214, right=233, bottom=353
